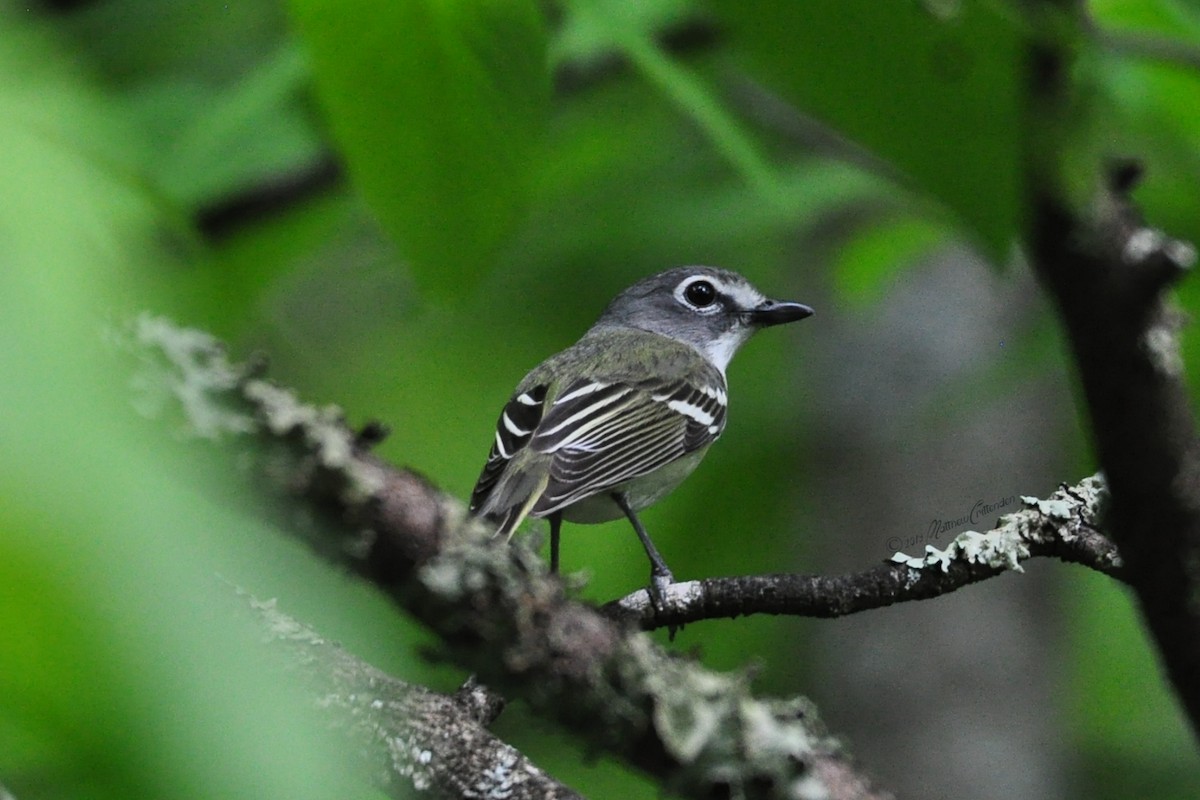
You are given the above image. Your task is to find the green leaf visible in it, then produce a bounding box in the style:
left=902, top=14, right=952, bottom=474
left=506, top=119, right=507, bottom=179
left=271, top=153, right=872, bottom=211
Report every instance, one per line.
left=288, top=0, right=550, bottom=297
left=1090, top=0, right=1200, bottom=37
left=712, top=0, right=1026, bottom=264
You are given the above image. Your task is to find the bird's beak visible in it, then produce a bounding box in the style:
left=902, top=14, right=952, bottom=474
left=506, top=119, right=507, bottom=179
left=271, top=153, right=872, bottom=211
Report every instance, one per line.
left=747, top=299, right=814, bottom=328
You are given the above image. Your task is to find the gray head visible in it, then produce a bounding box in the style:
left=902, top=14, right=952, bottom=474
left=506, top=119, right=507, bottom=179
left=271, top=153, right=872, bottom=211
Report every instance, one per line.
left=591, top=266, right=813, bottom=372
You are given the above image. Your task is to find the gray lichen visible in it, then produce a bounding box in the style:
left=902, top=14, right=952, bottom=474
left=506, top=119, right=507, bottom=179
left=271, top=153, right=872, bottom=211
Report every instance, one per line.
left=890, top=475, right=1112, bottom=573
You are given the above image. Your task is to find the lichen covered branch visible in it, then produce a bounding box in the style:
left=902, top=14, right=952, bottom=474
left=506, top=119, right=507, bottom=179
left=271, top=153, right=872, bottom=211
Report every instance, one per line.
left=248, top=593, right=579, bottom=799
left=1029, top=154, right=1200, bottom=735
left=607, top=476, right=1119, bottom=628
left=128, top=315, right=888, bottom=800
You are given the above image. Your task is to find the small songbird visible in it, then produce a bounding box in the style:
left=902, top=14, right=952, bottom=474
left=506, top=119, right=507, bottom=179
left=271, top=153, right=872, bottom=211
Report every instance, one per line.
left=468, top=267, right=813, bottom=597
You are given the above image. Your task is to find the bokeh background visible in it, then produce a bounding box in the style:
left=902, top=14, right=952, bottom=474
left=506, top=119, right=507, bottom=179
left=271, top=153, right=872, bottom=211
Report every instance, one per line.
left=3, top=0, right=1200, bottom=798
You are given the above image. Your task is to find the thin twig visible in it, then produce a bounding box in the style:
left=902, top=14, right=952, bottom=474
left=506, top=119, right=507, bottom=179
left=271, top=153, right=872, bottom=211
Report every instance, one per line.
left=606, top=476, right=1119, bottom=629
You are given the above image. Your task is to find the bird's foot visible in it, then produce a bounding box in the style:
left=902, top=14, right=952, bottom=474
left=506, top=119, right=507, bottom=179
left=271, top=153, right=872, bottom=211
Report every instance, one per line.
left=647, top=568, right=684, bottom=640
left=648, top=568, right=674, bottom=609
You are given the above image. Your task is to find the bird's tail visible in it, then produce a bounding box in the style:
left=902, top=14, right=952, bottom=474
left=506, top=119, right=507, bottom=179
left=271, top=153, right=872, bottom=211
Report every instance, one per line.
left=478, top=473, right=549, bottom=541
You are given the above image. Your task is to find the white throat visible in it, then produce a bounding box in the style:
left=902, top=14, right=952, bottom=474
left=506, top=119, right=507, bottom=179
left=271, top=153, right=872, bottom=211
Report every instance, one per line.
left=700, top=327, right=754, bottom=374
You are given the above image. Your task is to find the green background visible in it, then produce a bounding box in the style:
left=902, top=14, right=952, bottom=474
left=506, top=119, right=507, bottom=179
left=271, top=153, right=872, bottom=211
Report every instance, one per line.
left=2, top=0, right=1199, bottom=797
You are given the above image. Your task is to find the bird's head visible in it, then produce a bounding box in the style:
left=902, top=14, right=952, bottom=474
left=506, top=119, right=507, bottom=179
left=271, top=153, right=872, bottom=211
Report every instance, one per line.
left=593, top=266, right=814, bottom=372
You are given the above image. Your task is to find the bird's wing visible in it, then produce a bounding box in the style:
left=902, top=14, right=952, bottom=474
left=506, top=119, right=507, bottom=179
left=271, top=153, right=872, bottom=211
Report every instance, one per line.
left=469, top=384, right=548, bottom=517
left=529, top=376, right=727, bottom=516
left=469, top=375, right=727, bottom=535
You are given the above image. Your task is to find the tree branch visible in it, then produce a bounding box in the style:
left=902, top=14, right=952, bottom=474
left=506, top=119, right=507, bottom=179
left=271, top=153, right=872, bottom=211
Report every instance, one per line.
left=1024, top=4, right=1200, bottom=741
left=245, top=590, right=580, bottom=799
left=606, top=475, right=1120, bottom=629
left=126, top=315, right=891, bottom=800
left=1027, top=7, right=1200, bottom=728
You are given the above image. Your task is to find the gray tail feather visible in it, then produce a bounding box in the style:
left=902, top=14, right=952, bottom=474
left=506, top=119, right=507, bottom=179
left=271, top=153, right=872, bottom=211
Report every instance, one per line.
left=473, top=504, right=524, bottom=540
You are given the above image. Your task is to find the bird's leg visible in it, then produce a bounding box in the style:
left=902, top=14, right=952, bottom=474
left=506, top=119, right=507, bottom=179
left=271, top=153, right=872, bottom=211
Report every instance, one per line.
left=548, top=511, right=563, bottom=574
left=611, top=492, right=675, bottom=607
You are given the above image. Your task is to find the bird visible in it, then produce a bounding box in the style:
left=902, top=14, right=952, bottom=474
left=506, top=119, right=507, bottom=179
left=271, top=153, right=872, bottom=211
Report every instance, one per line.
left=468, top=266, right=813, bottom=599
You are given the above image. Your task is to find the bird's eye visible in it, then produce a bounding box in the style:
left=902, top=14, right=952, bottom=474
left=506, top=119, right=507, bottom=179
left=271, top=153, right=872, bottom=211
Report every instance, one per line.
left=684, top=280, right=717, bottom=308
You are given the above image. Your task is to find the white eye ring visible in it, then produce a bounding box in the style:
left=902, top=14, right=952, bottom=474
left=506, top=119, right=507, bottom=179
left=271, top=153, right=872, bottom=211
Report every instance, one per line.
left=676, top=277, right=722, bottom=313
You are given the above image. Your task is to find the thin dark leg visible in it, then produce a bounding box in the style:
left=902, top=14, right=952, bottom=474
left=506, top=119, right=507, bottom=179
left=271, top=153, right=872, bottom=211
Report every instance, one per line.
left=611, top=493, right=674, bottom=585
left=612, top=493, right=680, bottom=636
left=549, top=512, right=562, bottom=574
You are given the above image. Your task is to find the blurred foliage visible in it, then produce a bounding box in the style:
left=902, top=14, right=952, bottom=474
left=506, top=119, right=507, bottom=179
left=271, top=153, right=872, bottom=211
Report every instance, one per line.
left=712, top=0, right=1024, bottom=262
left=1, top=0, right=1199, bottom=797
left=290, top=0, right=550, bottom=295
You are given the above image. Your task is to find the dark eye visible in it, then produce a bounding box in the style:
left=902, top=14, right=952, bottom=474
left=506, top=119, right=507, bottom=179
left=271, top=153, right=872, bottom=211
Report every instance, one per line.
left=684, top=280, right=716, bottom=308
